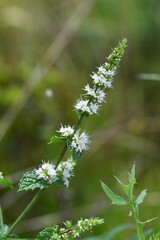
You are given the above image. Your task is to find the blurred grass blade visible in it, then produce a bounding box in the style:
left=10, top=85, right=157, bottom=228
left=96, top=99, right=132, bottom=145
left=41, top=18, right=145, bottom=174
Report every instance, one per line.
left=138, top=73, right=160, bottom=81
left=104, top=224, right=135, bottom=239
left=128, top=228, right=153, bottom=240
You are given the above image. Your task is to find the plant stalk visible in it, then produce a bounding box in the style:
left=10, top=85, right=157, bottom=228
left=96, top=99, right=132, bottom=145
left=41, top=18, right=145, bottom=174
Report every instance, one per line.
left=0, top=203, right=4, bottom=235
left=5, top=190, right=43, bottom=238
left=129, top=199, right=145, bottom=240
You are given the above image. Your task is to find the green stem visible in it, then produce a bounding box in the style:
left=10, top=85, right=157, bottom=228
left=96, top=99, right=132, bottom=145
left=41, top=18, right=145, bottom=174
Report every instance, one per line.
left=130, top=199, right=145, bottom=240
left=0, top=203, right=4, bottom=235
left=5, top=190, right=43, bottom=238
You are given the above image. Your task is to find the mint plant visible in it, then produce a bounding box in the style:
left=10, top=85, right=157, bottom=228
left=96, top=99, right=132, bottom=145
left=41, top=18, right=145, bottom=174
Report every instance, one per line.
left=0, top=39, right=127, bottom=239
left=101, top=165, right=158, bottom=240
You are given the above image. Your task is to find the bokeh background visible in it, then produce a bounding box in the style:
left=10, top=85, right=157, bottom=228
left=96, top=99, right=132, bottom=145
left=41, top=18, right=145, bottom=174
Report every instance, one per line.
left=0, top=0, right=160, bottom=238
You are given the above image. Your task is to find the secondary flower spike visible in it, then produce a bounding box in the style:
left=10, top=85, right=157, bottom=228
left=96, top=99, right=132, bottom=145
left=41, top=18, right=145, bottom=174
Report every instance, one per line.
left=74, top=38, right=127, bottom=117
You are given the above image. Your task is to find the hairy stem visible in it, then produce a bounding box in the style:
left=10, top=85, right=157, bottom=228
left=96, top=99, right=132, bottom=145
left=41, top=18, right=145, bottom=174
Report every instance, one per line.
left=5, top=190, right=43, bottom=238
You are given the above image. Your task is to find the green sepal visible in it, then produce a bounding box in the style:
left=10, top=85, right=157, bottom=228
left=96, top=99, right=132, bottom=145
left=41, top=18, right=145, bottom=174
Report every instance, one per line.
left=76, top=110, right=89, bottom=119
left=48, top=135, right=66, bottom=144
left=101, top=181, right=128, bottom=206
left=0, top=177, right=13, bottom=189
left=136, top=189, right=147, bottom=205
left=72, top=150, right=82, bottom=160
left=54, top=178, right=65, bottom=187
left=18, top=171, right=48, bottom=191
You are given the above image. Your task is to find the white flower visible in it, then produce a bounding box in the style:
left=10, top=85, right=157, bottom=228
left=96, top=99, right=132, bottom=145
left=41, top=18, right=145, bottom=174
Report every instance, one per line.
left=95, top=89, right=106, bottom=103
left=71, top=131, right=90, bottom=153
left=0, top=172, right=4, bottom=179
left=90, top=73, right=99, bottom=83
left=105, top=81, right=112, bottom=88
left=35, top=162, right=56, bottom=182
left=98, top=65, right=107, bottom=75
left=58, top=124, right=74, bottom=137
left=89, top=103, right=99, bottom=114
left=74, top=99, right=91, bottom=114
left=56, top=158, right=75, bottom=187
left=106, top=70, right=115, bottom=77
left=91, top=73, right=106, bottom=87
left=84, top=84, right=96, bottom=98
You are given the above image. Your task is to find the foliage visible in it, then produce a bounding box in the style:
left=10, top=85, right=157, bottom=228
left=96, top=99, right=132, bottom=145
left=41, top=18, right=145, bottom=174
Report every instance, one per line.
left=101, top=164, right=158, bottom=239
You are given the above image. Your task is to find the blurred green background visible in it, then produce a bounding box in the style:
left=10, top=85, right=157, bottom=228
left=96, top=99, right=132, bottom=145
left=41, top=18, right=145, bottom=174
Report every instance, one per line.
left=0, top=0, right=160, bottom=238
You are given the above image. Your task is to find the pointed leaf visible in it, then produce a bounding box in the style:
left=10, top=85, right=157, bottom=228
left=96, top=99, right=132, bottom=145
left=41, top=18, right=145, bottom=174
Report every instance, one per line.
left=114, top=176, right=129, bottom=196
left=136, top=189, right=147, bottom=205
left=101, top=181, right=128, bottom=206
left=128, top=164, right=136, bottom=196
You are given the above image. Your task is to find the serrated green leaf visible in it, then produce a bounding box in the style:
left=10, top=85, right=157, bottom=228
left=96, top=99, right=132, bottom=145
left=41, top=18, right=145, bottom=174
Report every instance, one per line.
left=114, top=176, right=129, bottom=196
left=101, top=181, right=128, bottom=206
left=19, top=171, right=48, bottom=191
left=128, top=164, right=136, bottom=196
left=0, top=177, right=13, bottom=189
left=136, top=189, right=147, bottom=205
left=48, top=135, right=65, bottom=144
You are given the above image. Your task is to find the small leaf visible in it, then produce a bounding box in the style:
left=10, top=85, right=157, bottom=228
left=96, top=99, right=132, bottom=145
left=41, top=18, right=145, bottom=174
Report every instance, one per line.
left=136, top=189, right=147, bottom=205
left=0, top=177, right=13, bottom=189
left=101, top=181, right=128, bottom=206
left=19, top=171, right=48, bottom=191
left=128, top=164, right=136, bottom=196
left=144, top=217, right=158, bottom=224
left=114, top=176, right=129, bottom=196
left=48, top=135, right=65, bottom=144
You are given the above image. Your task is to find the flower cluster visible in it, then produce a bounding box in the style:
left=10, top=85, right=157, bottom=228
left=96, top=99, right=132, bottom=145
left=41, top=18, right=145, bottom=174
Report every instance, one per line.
left=56, top=124, right=90, bottom=157
left=37, top=217, right=104, bottom=240
left=56, top=158, right=76, bottom=187
left=35, top=159, right=75, bottom=187
left=70, top=130, right=90, bottom=153
left=35, top=162, right=56, bottom=184
left=74, top=38, right=127, bottom=117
